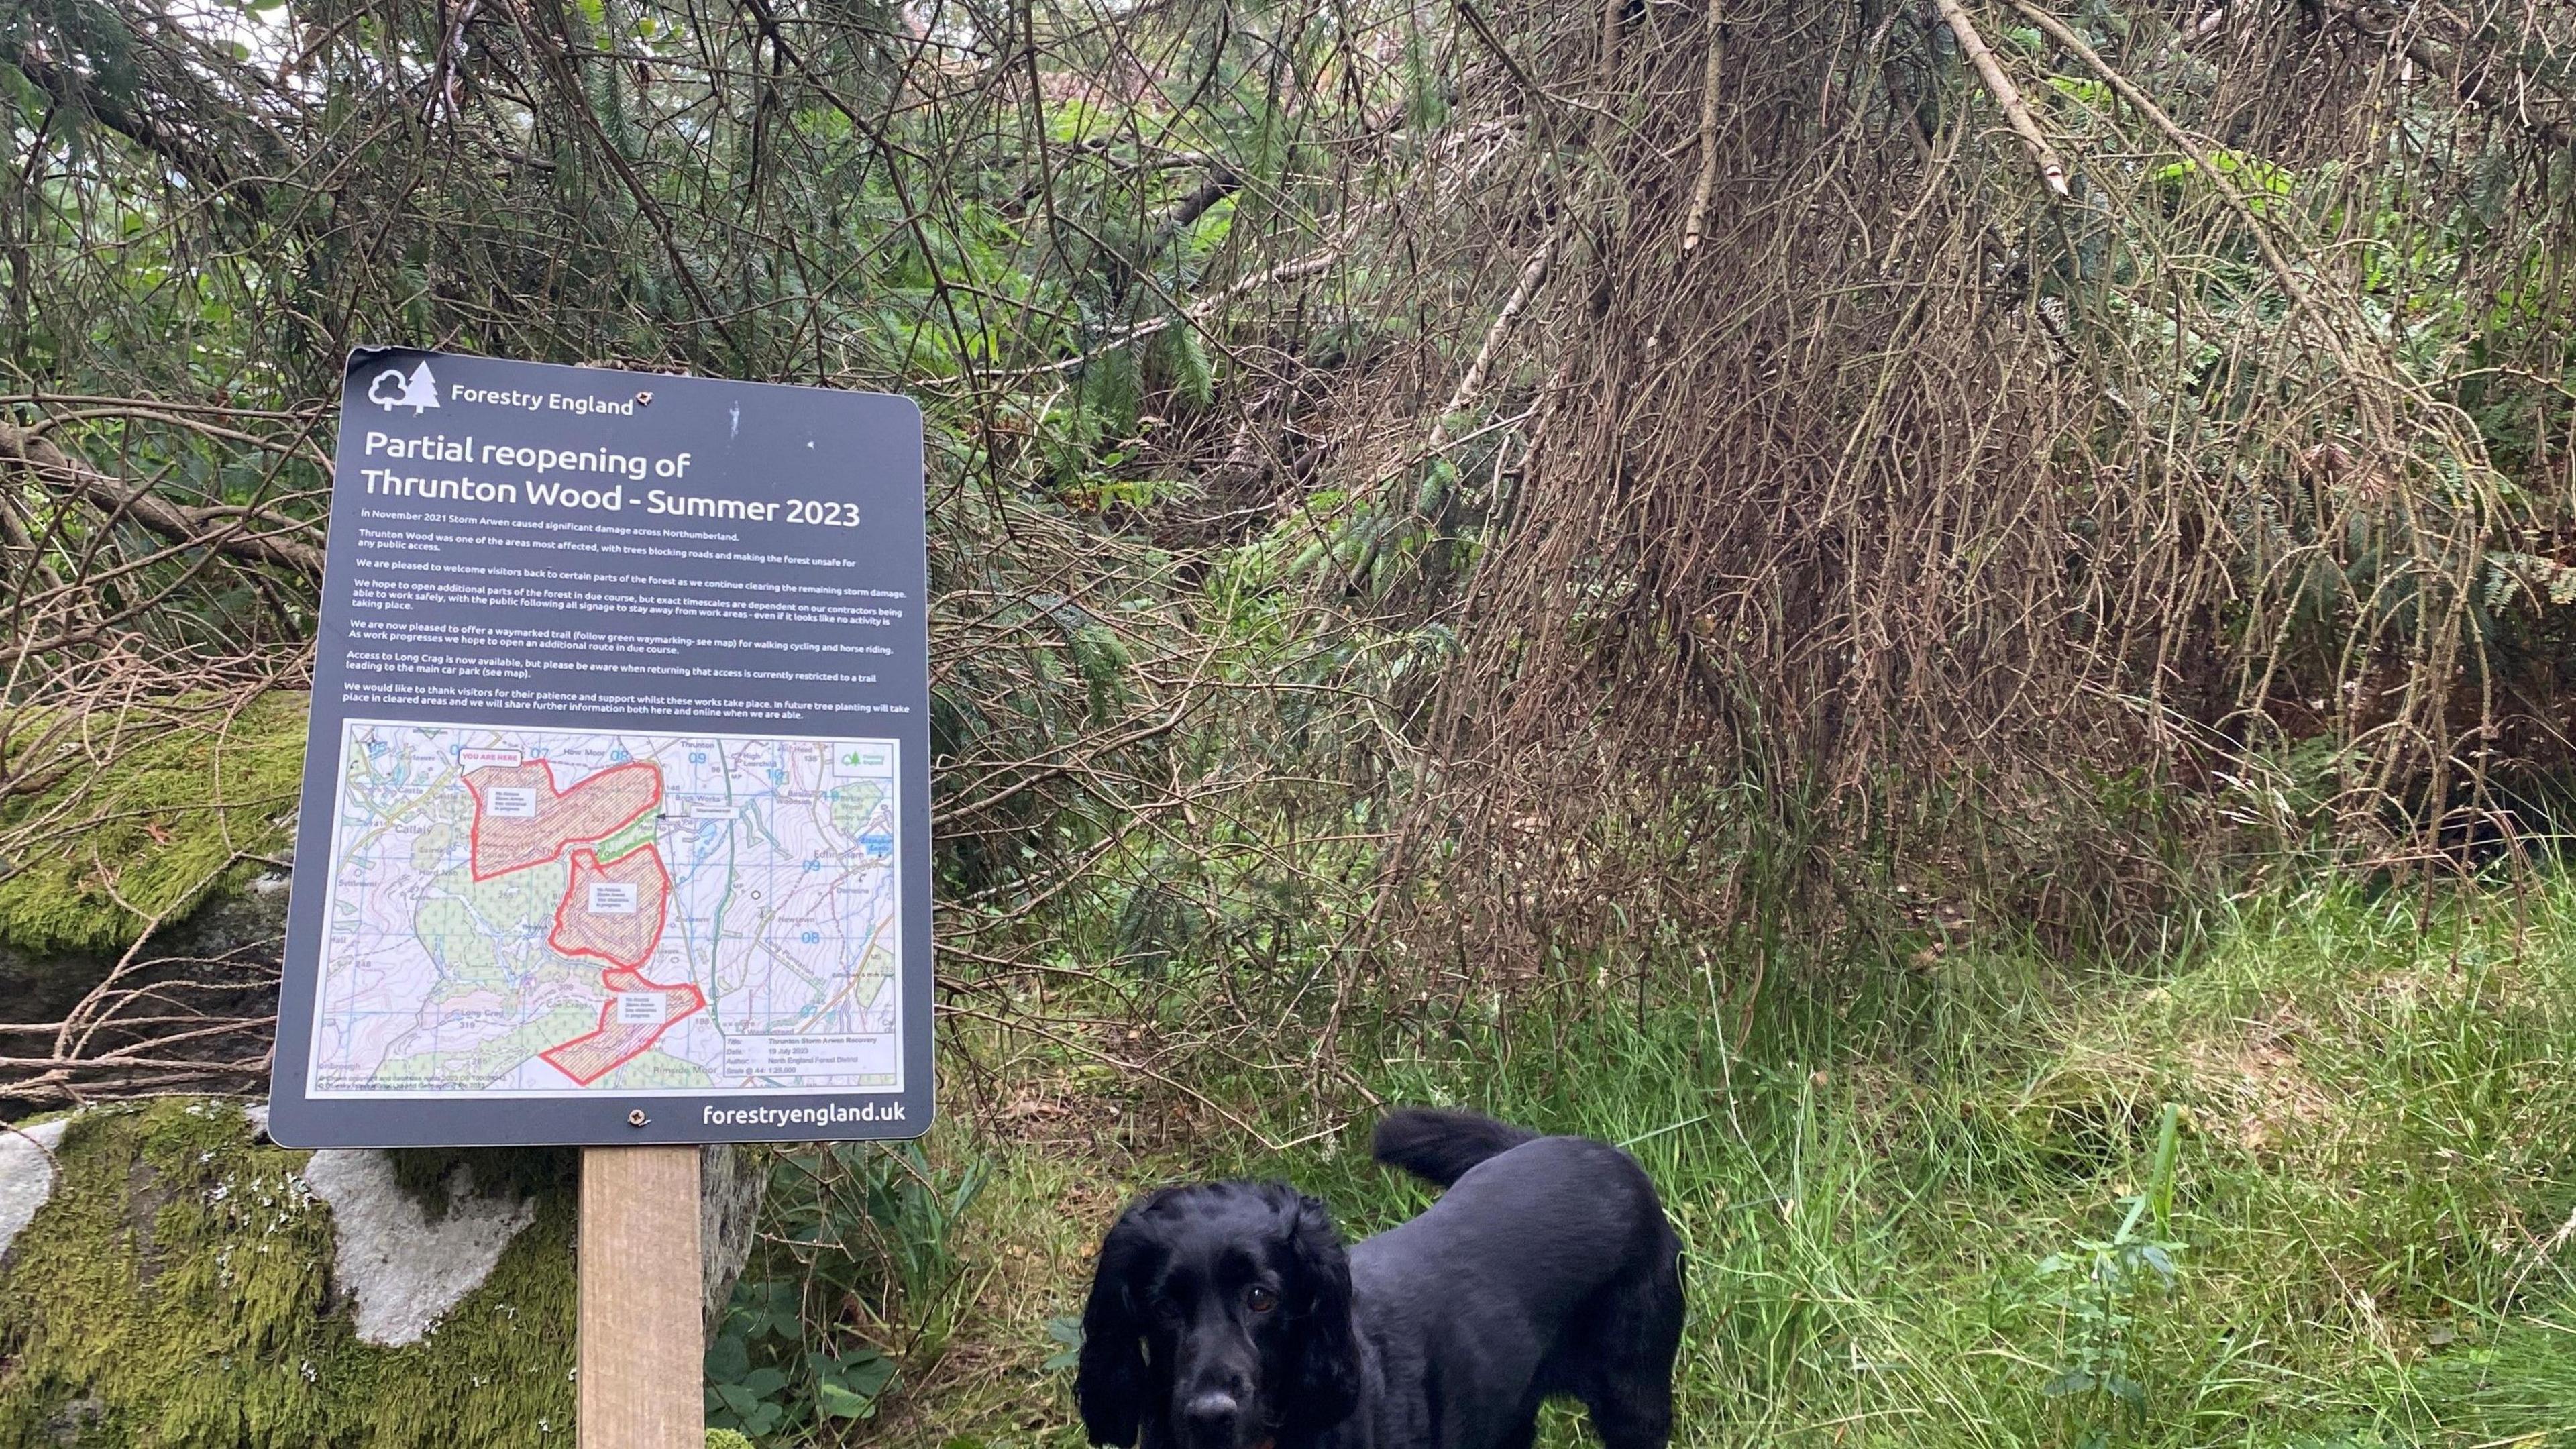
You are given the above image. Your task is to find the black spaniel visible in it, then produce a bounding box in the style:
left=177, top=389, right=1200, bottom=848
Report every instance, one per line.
left=1075, top=1108, right=1684, bottom=1449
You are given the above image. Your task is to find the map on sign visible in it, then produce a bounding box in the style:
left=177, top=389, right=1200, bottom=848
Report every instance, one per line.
left=307, top=720, right=903, bottom=1097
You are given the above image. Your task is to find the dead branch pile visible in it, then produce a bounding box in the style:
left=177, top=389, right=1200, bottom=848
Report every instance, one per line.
left=1293, top=2, right=2576, bottom=967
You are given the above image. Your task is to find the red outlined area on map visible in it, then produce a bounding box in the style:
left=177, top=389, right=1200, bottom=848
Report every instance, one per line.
left=459, top=757, right=704, bottom=1085
left=463, top=759, right=661, bottom=880
left=549, top=844, right=673, bottom=969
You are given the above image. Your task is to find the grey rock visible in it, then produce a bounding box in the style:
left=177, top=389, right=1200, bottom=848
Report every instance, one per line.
left=0, top=1117, right=72, bottom=1262
left=700, top=1142, right=768, bottom=1332
left=301, top=1146, right=539, bottom=1347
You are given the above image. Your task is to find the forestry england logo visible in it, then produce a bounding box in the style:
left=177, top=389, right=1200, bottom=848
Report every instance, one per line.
left=368, top=361, right=441, bottom=414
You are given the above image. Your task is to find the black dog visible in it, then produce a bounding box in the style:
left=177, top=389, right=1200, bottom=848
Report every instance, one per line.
left=1076, top=1109, right=1684, bottom=1449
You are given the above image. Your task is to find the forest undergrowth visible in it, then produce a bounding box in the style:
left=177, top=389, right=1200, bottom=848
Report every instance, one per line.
left=879, top=872, right=2576, bottom=1449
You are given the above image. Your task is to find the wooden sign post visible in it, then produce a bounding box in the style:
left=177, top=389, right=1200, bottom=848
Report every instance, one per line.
left=580, top=1146, right=704, bottom=1449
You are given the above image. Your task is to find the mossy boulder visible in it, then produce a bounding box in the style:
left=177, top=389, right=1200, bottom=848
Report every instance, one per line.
left=0, top=694, right=306, bottom=1095
left=0, top=692, right=307, bottom=957
left=0, top=1099, right=578, bottom=1448
left=0, top=875, right=294, bottom=1084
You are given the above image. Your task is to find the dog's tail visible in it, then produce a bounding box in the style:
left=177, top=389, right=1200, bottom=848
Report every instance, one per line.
left=1371, top=1108, right=1540, bottom=1188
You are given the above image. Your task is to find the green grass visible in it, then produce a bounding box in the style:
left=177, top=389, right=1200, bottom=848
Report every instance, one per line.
left=896, top=874, right=2576, bottom=1449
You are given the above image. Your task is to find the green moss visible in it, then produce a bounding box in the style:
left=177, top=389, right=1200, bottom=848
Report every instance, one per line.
left=0, top=1099, right=578, bottom=1448
left=0, top=692, right=309, bottom=953
left=384, top=1146, right=579, bottom=1218
left=704, top=1432, right=755, bottom=1449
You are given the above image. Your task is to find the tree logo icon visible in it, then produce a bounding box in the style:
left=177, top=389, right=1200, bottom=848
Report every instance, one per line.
left=368, top=361, right=441, bottom=414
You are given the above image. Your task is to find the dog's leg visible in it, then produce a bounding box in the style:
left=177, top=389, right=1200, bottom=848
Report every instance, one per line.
left=1574, top=1248, right=1684, bottom=1449
left=1582, top=1381, right=1673, bottom=1449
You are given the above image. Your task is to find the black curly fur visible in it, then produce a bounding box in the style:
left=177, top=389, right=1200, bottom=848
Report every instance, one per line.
left=1077, top=1110, right=1684, bottom=1449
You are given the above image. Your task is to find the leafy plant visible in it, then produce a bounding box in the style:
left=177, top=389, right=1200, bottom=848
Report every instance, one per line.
left=705, top=1143, right=987, bottom=1440
left=810, top=1346, right=897, bottom=1424
left=704, top=1260, right=900, bottom=1436
left=2031, top=1104, right=2188, bottom=1441
left=704, top=1281, right=802, bottom=1438
left=1042, top=1314, right=1085, bottom=1373
left=779, top=1140, right=990, bottom=1309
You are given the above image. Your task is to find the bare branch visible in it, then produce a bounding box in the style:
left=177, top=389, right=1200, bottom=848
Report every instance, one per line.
left=0, top=422, right=325, bottom=577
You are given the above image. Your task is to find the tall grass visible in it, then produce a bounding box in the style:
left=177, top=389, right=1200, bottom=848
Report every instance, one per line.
left=1108, top=877, right=2576, bottom=1449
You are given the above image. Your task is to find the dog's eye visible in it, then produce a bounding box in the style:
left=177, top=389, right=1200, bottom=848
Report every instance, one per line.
left=1245, top=1285, right=1278, bottom=1313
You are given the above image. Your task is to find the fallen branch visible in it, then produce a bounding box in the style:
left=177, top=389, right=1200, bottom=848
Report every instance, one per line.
left=1430, top=235, right=1556, bottom=450
left=2007, top=1, right=2315, bottom=317
left=1933, top=0, right=2069, bottom=197
left=1142, top=167, right=1241, bottom=266
left=1010, top=245, right=1349, bottom=378
left=1682, top=1, right=1728, bottom=252
left=0, top=422, right=326, bottom=578
left=0, top=33, right=280, bottom=214
left=502, top=0, right=743, bottom=359
left=2314, top=0, right=2572, bottom=148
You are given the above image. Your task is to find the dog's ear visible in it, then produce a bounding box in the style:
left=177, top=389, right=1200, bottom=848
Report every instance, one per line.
left=1076, top=1208, right=1152, bottom=1447
left=1281, top=1192, right=1362, bottom=1442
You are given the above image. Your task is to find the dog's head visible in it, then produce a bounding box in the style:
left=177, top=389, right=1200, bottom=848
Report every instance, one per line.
left=1075, top=1181, right=1361, bottom=1449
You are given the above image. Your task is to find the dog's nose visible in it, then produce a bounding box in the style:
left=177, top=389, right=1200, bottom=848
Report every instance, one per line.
left=1181, top=1390, right=1242, bottom=1439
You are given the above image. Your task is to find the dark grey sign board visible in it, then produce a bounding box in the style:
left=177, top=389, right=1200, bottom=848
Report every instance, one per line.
left=268, top=350, right=931, bottom=1147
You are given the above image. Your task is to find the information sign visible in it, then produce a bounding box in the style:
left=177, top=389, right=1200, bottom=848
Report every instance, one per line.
left=268, top=350, right=931, bottom=1146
